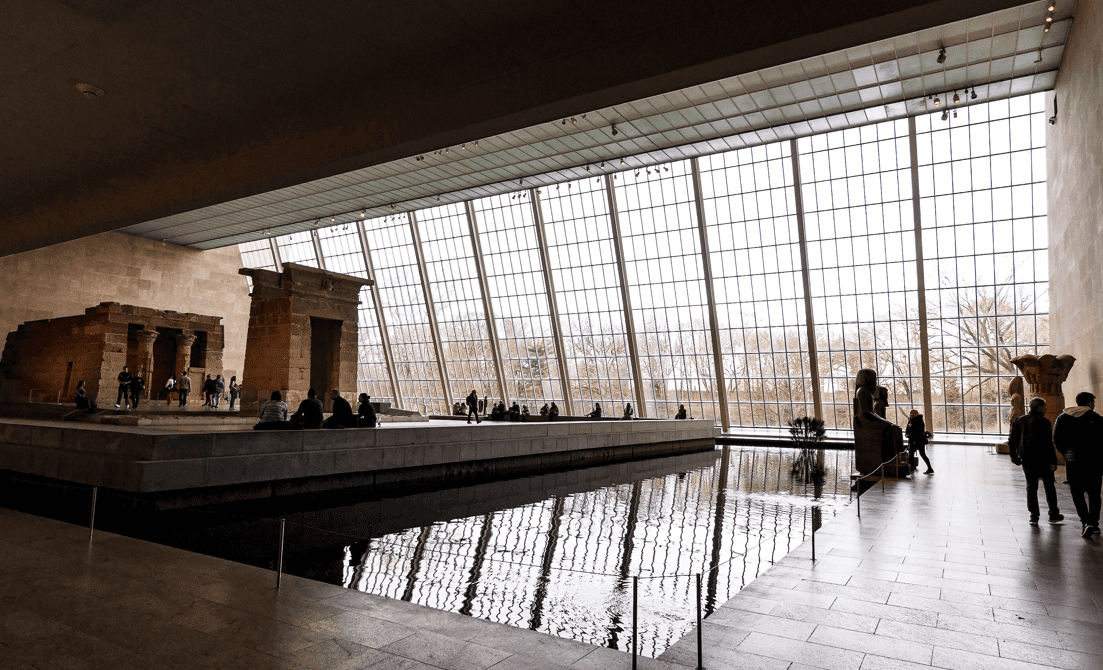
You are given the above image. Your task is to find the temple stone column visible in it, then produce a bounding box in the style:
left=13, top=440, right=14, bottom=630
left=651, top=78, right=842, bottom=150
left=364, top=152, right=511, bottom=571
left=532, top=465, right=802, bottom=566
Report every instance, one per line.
left=1011, top=353, right=1076, bottom=463
left=174, top=333, right=196, bottom=375
left=136, top=328, right=159, bottom=399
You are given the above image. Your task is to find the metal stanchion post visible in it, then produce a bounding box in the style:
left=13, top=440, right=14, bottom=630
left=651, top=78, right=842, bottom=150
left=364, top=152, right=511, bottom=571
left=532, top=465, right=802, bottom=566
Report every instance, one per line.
left=811, top=508, right=816, bottom=562
left=696, top=573, right=703, bottom=670
left=632, top=576, right=638, bottom=670
left=857, top=482, right=861, bottom=518
left=276, top=519, right=286, bottom=590
left=89, top=487, right=97, bottom=541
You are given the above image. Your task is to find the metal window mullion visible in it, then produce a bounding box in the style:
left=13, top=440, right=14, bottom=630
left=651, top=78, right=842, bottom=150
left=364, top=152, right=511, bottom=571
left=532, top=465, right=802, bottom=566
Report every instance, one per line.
left=357, top=220, right=403, bottom=408
left=530, top=188, right=574, bottom=415
left=407, top=212, right=453, bottom=412
left=269, top=237, right=283, bottom=272
left=789, top=139, right=825, bottom=422
left=908, top=116, right=935, bottom=423
left=465, top=201, right=510, bottom=404
left=311, top=229, right=326, bottom=270
left=603, top=174, right=649, bottom=419
left=689, top=157, right=731, bottom=432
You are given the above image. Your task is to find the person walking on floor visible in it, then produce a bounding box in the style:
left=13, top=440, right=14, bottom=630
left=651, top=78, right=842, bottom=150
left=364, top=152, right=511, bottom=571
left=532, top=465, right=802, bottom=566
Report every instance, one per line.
left=129, top=371, right=145, bottom=410
left=177, top=370, right=191, bottom=407
left=466, top=389, right=481, bottom=424
left=1054, top=392, right=1103, bottom=537
left=228, top=376, right=240, bottom=410
left=115, top=366, right=132, bottom=408
left=905, top=409, right=934, bottom=474
left=202, top=374, right=215, bottom=407
left=163, top=374, right=176, bottom=406
left=1009, top=397, right=1064, bottom=525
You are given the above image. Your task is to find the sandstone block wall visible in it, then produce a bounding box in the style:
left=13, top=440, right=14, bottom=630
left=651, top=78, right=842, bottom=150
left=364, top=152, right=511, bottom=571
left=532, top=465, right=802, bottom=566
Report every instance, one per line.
left=1049, top=0, right=1103, bottom=400
left=0, top=231, right=250, bottom=384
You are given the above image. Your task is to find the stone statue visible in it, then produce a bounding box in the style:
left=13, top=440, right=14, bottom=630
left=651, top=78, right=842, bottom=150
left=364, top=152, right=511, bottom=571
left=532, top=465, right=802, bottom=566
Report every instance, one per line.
left=853, top=369, right=906, bottom=476
left=1008, top=376, right=1026, bottom=425
left=873, top=385, right=889, bottom=419
left=1010, top=353, right=1075, bottom=463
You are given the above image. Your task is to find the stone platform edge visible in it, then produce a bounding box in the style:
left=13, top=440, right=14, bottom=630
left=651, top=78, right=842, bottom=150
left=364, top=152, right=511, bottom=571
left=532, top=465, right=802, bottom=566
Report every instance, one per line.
left=0, top=419, right=719, bottom=504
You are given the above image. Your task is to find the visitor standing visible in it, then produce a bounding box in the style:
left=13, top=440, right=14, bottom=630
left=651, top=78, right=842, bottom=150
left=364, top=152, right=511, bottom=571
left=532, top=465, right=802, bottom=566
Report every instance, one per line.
left=1009, top=397, right=1063, bottom=525
left=115, top=366, right=132, bottom=408
left=466, top=389, right=481, bottom=424
left=163, top=374, right=176, bottom=406
left=129, top=371, right=145, bottom=410
left=177, top=370, right=191, bottom=407
left=1053, top=392, right=1103, bottom=537
left=214, top=375, right=226, bottom=408
left=905, top=409, right=934, bottom=474
left=202, top=374, right=215, bottom=407
left=228, top=376, right=239, bottom=410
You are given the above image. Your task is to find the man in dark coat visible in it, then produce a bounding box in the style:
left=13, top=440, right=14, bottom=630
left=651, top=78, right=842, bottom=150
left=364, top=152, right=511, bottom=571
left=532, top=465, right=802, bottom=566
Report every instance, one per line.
left=129, top=372, right=146, bottom=410
left=357, top=393, right=378, bottom=428
left=1009, top=397, right=1063, bottom=525
left=322, top=389, right=357, bottom=429
left=290, top=388, right=324, bottom=429
left=1054, top=392, right=1103, bottom=537
left=115, top=366, right=132, bottom=408
left=466, top=390, right=481, bottom=424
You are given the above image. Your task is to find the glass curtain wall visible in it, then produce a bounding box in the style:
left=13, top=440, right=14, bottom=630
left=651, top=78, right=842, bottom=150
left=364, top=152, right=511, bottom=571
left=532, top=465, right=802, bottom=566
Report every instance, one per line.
left=699, top=142, right=815, bottom=427
left=539, top=177, right=635, bottom=415
left=916, top=93, right=1049, bottom=433
left=798, top=120, right=925, bottom=429
left=473, top=193, right=565, bottom=408
left=240, top=92, right=1051, bottom=436
left=362, top=214, right=445, bottom=415
left=316, top=226, right=395, bottom=403
left=417, top=204, right=501, bottom=403
left=613, top=161, right=718, bottom=422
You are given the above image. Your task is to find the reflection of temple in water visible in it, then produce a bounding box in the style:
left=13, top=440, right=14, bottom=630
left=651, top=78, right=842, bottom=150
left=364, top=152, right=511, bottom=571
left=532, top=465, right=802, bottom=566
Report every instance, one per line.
left=317, top=447, right=852, bottom=657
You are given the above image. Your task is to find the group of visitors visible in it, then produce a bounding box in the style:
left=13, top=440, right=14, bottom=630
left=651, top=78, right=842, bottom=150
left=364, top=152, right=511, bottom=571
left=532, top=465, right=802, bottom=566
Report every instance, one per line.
left=1009, top=391, right=1102, bottom=537
left=254, top=389, right=378, bottom=430
left=101, top=366, right=241, bottom=411
left=112, top=366, right=147, bottom=409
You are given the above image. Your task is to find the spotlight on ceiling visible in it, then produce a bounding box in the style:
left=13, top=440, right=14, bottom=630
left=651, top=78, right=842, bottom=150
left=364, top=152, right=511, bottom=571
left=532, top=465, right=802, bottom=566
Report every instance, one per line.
left=620, top=158, right=626, bottom=166
left=971, top=88, right=978, bottom=100
left=933, top=96, right=941, bottom=108
left=953, top=91, right=960, bottom=104
left=1045, top=12, right=1053, bottom=22
left=1048, top=1, right=1056, bottom=10
left=1044, top=22, right=1051, bottom=32
left=611, top=123, right=619, bottom=136
left=936, top=47, right=947, bottom=64
left=941, top=109, right=949, bottom=121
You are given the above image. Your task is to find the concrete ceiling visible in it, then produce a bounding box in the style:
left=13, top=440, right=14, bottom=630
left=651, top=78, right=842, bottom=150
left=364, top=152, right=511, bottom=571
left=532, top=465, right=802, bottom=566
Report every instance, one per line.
left=0, top=0, right=1067, bottom=255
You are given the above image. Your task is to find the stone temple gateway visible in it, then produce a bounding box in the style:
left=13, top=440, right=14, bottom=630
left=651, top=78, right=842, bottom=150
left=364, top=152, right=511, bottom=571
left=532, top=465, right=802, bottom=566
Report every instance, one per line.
left=238, top=263, right=372, bottom=413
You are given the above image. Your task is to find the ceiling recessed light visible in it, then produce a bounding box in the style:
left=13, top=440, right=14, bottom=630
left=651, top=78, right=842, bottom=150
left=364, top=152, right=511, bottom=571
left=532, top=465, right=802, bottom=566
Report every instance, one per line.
left=75, top=83, right=105, bottom=99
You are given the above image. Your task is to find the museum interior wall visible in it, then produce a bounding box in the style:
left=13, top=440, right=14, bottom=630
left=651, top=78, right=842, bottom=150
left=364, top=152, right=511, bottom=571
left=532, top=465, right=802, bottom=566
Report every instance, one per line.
left=0, top=231, right=250, bottom=387
left=1048, top=0, right=1103, bottom=400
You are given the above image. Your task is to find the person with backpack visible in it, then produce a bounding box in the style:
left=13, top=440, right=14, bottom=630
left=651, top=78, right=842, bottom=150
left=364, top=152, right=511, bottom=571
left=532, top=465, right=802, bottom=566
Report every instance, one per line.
left=1008, top=397, right=1063, bottom=525
left=1053, top=392, right=1103, bottom=537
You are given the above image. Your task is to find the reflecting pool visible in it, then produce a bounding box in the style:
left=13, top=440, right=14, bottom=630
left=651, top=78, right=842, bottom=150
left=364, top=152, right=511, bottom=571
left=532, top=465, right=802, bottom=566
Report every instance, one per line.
left=275, top=446, right=854, bottom=657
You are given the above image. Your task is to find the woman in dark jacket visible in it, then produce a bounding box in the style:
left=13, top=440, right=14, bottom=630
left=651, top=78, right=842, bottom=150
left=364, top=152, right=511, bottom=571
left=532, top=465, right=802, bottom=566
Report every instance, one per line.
left=905, top=409, right=934, bottom=474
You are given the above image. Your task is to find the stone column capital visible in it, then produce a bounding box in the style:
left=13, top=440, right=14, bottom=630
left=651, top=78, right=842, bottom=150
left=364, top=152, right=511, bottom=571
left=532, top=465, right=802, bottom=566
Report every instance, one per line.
left=136, top=328, right=160, bottom=344
left=175, top=332, right=198, bottom=347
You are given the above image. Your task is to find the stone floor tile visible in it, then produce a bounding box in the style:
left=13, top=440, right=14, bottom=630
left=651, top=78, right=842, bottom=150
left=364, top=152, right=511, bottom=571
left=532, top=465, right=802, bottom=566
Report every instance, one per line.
left=935, top=612, right=1063, bottom=649
left=574, top=647, right=686, bottom=670
left=808, top=624, right=932, bottom=664
left=380, top=630, right=512, bottom=670
left=932, top=645, right=1051, bottom=670
left=830, top=597, right=939, bottom=627
left=736, top=631, right=864, bottom=670
left=997, top=639, right=1101, bottom=670
left=282, top=637, right=391, bottom=670
left=214, top=611, right=331, bottom=657
left=703, top=608, right=816, bottom=640
left=857, top=654, right=942, bottom=670
left=876, top=616, right=1000, bottom=656
left=768, top=602, right=879, bottom=633
left=306, top=610, right=417, bottom=649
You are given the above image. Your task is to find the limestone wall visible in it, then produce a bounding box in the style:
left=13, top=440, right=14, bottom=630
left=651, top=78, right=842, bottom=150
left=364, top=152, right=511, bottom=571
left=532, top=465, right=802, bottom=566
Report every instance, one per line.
left=1049, top=0, right=1103, bottom=400
left=0, top=232, right=250, bottom=385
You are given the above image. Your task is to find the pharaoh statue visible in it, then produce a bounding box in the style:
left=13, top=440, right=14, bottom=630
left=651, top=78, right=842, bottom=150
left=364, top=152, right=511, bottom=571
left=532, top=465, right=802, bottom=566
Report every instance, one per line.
left=853, top=369, right=906, bottom=476
left=873, top=385, right=889, bottom=419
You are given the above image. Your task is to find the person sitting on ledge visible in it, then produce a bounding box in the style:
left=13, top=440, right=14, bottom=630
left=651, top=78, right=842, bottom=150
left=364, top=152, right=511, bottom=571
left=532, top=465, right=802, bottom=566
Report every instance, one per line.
left=490, top=401, right=507, bottom=421
left=358, top=393, right=378, bottom=428
left=290, top=388, right=324, bottom=429
left=253, top=391, right=290, bottom=430
left=588, top=403, right=602, bottom=418
left=539, top=403, right=550, bottom=416
left=521, top=405, right=530, bottom=421
left=74, top=380, right=97, bottom=412
left=509, top=402, right=521, bottom=422
left=548, top=402, right=560, bottom=420
left=322, top=389, right=357, bottom=429
left=674, top=404, right=687, bottom=420
left=622, top=403, right=633, bottom=420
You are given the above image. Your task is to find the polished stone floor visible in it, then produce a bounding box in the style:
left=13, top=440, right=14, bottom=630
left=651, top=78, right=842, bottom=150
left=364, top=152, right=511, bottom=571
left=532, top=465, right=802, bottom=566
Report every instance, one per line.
left=2, top=444, right=1101, bottom=669
left=660, top=444, right=1103, bottom=670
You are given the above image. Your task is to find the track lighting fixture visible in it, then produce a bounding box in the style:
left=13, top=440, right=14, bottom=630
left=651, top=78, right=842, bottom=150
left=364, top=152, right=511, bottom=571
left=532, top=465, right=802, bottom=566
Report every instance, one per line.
left=474, top=140, right=479, bottom=147
left=329, top=217, right=335, bottom=222
left=620, top=158, right=626, bottom=166
left=586, top=165, right=591, bottom=172
left=1044, top=22, right=1050, bottom=32
left=664, top=166, right=669, bottom=172
left=971, top=88, right=977, bottom=100
left=359, top=211, right=366, bottom=218
left=1049, top=95, right=1058, bottom=125
left=933, top=96, right=941, bottom=108
left=562, top=119, right=567, bottom=125
left=635, top=170, right=640, bottom=177
left=600, top=161, right=605, bottom=168
left=571, top=117, right=577, bottom=125
left=1048, top=1, right=1056, bottom=9
left=611, top=123, right=619, bottom=136
left=953, top=109, right=958, bottom=119
left=461, top=143, right=466, bottom=150
left=390, top=204, right=396, bottom=211
left=936, top=47, right=947, bottom=64
left=312, top=220, right=319, bottom=227
left=941, top=109, right=949, bottom=121
left=953, top=90, right=960, bottom=104
left=1045, top=13, right=1053, bottom=22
